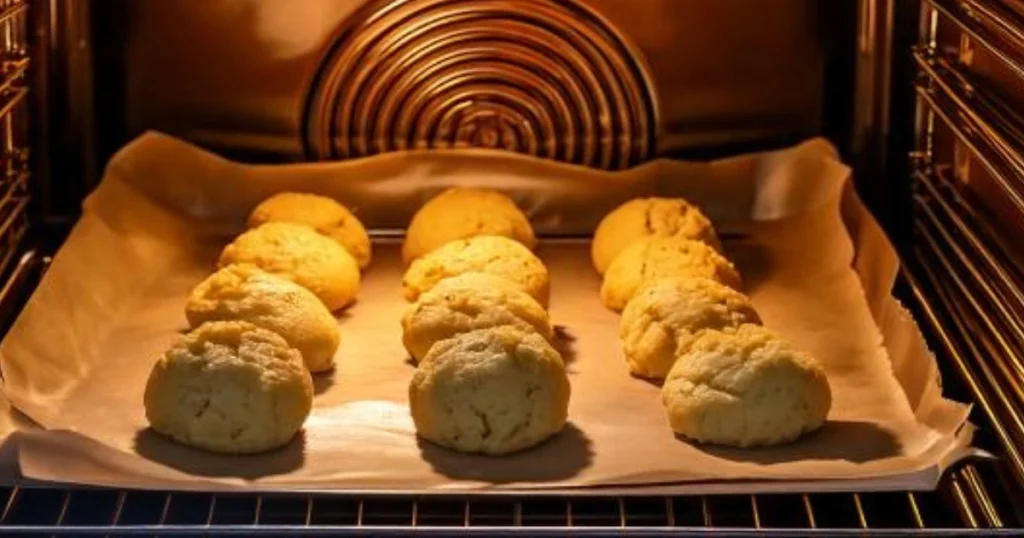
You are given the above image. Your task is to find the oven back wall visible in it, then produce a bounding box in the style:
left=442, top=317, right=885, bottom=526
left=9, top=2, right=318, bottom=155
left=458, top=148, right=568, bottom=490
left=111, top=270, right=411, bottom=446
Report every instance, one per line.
left=107, top=0, right=831, bottom=164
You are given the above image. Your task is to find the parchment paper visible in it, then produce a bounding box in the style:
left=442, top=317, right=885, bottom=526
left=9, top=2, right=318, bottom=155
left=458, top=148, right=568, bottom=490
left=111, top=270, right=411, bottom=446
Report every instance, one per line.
left=0, top=133, right=974, bottom=493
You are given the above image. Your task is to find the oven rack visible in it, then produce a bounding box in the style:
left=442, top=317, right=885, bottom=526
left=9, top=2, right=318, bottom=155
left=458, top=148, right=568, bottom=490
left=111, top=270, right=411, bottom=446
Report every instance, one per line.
left=0, top=459, right=1015, bottom=537
left=924, top=0, right=1024, bottom=81
left=0, top=0, right=27, bottom=290
left=912, top=164, right=1024, bottom=482
left=914, top=0, right=1024, bottom=488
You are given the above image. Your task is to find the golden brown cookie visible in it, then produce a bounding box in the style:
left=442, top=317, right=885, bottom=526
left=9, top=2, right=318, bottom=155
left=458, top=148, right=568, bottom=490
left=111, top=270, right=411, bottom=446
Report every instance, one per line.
left=619, top=277, right=761, bottom=379
left=401, top=273, right=554, bottom=364
left=662, top=324, right=831, bottom=448
left=592, top=197, right=721, bottom=275
left=402, top=235, right=550, bottom=307
left=144, top=321, right=314, bottom=454
left=600, top=236, right=740, bottom=312
left=186, top=264, right=340, bottom=372
left=218, top=222, right=360, bottom=311
left=247, top=192, right=372, bottom=269
left=402, top=187, right=536, bottom=264
left=409, top=327, right=570, bottom=455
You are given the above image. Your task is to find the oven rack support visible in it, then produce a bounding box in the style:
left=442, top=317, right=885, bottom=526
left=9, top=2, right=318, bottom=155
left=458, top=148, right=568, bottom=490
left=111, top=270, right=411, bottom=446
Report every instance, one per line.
left=913, top=0, right=1024, bottom=487
left=0, top=465, right=1014, bottom=536
left=0, top=0, right=27, bottom=287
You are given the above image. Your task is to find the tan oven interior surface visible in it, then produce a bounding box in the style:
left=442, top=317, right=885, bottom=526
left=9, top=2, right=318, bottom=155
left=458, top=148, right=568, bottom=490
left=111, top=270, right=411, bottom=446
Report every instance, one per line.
left=118, top=0, right=824, bottom=164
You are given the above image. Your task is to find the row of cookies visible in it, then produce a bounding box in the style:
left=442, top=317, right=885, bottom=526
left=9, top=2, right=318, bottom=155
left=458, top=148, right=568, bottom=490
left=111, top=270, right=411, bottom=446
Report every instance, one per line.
left=143, top=193, right=371, bottom=454
left=592, top=198, right=832, bottom=448
left=398, top=188, right=571, bottom=455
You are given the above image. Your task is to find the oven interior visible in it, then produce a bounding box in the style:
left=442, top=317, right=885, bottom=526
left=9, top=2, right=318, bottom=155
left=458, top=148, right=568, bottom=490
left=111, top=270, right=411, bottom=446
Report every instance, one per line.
left=0, top=0, right=1021, bottom=534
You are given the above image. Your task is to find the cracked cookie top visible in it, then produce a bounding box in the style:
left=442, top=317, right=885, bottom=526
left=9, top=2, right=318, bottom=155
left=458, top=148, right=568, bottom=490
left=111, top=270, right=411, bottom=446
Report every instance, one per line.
left=185, top=264, right=341, bottom=373
left=143, top=320, right=313, bottom=454
left=402, top=235, right=550, bottom=307
left=619, top=277, right=761, bottom=380
left=247, top=192, right=372, bottom=269
left=661, top=324, right=831, bottom=448
left=401, top=272, right=553, bottom=364
left=218, top=221, right=360, bottom=311
left=600, top=236, right=741, bottom=312
left=402, top=187, right=536, bottom=265
left=591, top=197, right=720, bottom=275
left=408, top=326, right=570, bottom=455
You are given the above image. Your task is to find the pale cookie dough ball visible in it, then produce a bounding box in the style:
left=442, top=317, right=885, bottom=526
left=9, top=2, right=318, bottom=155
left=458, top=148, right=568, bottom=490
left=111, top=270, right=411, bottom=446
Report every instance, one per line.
left=662, top=324, right=831, bottom=448
left=409, top=327, right=570, bottom=455
left=219, top=222, right=360, bottom=311
left=402, top=273, right=554, bottom=364
left=402, top=187, right=536, bottom=264
left=247, top=192, right=372, bottom=269
left=620, top=277, right=761, bottom=379
left=144, top=321, right=314, bottom=454
left=186, top=264, right=340, bottom=373
left=592, top=197, right=721, bottom=275
left=402, top=235, right=550, bottom=307
left=600, top=236, right=741, bottom=312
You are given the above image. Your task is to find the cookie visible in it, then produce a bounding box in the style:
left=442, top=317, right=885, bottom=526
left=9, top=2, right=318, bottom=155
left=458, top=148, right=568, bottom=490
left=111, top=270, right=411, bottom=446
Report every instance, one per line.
left=661, top=324, right=831, bottom=448
left=219, top=222, right=360, bottom=311
left=403, top=187, right=536, bottom=264
left=186, top=264, right=340, bottom=372
left=247, top=192, right=372, bottom=269
left=143, top=321, right=314, bottom=454
left=409, top=327, right=570, bottom=455
left=600, top=236, right=741, bottom=312
left=402, top=235, right=550, bottom=307
left=402, top=273, right=554, bottom=364
left=619, top=277, right=761, bottom=379
left=591, top=197, right=721, bottom=275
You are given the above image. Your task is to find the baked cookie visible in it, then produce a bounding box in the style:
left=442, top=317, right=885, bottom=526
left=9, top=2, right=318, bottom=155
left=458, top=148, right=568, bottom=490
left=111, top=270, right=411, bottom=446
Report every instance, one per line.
left=402, top=273, right=554, bottom=364
left=620, top=277, right=761, bottom=379
left=409, top=327, right=570, bottom=455
left=247, top=192, right=372, bottom=269
left=402, top=236, right=550, bottom=307
left=186, top=264, right=340, bottom=373
left=218, top=222, right=360, bottom=311
left=144, top=321, right=314, bottom=454
left=402, top=187, right=536, bottom=264
left=592, top=197, right=721, bottom=275
left=661, top=324, right=831, bottom=448
left=600, top=236, right=741, bottom=312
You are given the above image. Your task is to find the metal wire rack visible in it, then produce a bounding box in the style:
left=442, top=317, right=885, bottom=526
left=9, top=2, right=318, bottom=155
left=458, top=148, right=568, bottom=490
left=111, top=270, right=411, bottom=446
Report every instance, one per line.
left=0, top=461, right=1016, bottom=536
left=0, top=0, right=27, bottom=283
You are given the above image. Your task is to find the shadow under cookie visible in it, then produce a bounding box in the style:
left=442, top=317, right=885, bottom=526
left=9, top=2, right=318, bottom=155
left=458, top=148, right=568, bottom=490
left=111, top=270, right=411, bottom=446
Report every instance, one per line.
left=133, top=428, right=307, bottom=479
left=416, top=423, right=594, bottom=484
left=552, top=325, right=578, bottom=365
left=683, top=420, right=903, bottom=464
left=725, top=241, right=775, bottom=294
left=312, top=370, right=336, bottom=395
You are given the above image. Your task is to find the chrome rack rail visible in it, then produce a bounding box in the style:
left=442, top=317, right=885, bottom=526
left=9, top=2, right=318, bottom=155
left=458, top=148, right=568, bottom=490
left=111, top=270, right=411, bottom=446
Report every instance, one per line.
left=924, top=0, right=1024, bottom=80
left=910, top=165, right=1024, bottom=482
left=913, top=0, right=1024, bottom=506
left=912, top=47, right=1024, bottom=220
left=0, top=480, right=1014, bottom=536
left=0, top=0, right=27, bottom=284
